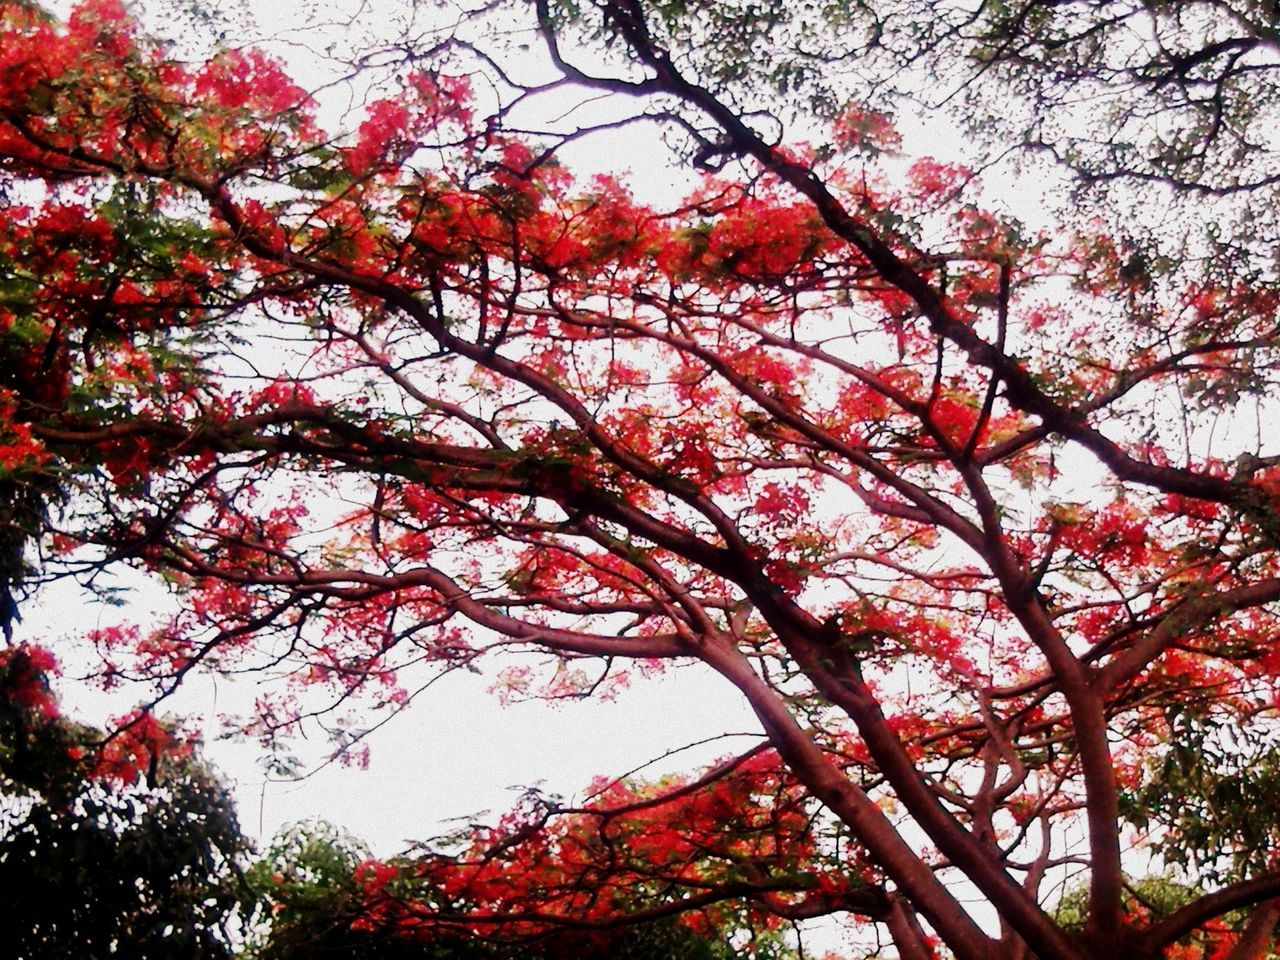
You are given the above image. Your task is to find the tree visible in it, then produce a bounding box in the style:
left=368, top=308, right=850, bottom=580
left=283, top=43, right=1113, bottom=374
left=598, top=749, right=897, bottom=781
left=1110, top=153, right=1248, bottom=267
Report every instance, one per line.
left=245, top=819, right=797, bottom=958
left=0, top=646, right=250, bottom=959
left=2, top=1, right=1279, bottom=958
left=583, top=0, right=1280, bottom=198
left=1, top=643, right=785, bottom=960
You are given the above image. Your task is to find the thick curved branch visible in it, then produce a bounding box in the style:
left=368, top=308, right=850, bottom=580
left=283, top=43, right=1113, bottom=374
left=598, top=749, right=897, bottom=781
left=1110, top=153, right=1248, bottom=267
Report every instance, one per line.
left=1141, top=873, right=1280, bottom=954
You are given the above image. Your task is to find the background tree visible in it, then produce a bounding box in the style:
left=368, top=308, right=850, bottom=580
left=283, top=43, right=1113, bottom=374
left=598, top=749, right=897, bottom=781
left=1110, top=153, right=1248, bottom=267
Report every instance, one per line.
left=2, top=2, right=1280, bottom=959
left=0, top=646, right=250, bottom=959
left=549, top=0, right=1280, bottom=193
left=245, top=818, right=799, bottom=959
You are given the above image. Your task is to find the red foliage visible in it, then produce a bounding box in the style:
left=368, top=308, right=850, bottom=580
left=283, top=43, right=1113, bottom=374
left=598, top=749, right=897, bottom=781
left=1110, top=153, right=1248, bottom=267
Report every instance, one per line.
left=3, top=4, right=1280, bottom=960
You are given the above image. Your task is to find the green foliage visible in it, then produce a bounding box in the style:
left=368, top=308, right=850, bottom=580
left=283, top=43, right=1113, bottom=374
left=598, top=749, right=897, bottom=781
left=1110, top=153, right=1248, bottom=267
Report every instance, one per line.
left=1054, top=874, right=1280, bottom=959
left=243, top=822, right=389, bottom=960
left=1054, top=874, right=1200, bottom=931
left=1, top=769, right=249, bottom=959
left=544, top=0, right=864, bottom=120
left=1121, top=704, right=1280, bottom=884
left=0, top=690, right=251, bottom=959
left=0, top=475, right=51, bottom=640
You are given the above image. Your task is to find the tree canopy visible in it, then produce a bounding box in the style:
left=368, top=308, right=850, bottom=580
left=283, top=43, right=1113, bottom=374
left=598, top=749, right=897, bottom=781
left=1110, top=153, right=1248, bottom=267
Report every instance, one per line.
left=0, top=646, right=249, bottom=959
left=2, top=1, right=1280, bottom=958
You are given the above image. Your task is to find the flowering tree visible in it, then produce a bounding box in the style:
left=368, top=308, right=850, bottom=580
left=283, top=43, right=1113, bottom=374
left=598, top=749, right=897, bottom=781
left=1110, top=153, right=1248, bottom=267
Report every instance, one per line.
left=247, top=816, right=800, bottom=959
left=2, top=1, right=1280, bottom=958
